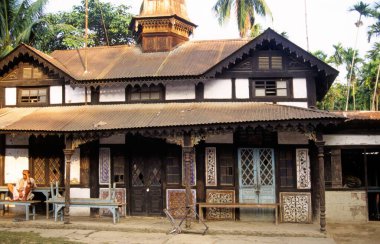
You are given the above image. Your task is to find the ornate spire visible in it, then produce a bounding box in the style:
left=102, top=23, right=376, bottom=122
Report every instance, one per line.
left=131, top=0, right=196, bottom=53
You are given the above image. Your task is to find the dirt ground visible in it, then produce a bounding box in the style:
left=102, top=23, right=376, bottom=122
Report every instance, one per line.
left=328, top=222, right=380, bottom=244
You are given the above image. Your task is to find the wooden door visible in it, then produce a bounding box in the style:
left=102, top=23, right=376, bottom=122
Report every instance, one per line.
left=238, top=148, right=275, bottom=204
left=130, top=155, right=162, bottom=216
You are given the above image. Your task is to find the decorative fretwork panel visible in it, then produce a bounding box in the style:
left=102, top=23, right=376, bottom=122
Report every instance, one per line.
left=166, top=189, right=196, bottom=219
left=206, top=190, right=235, bottom=220
left=99, top=148, right=111, bottom=185
left=205, top=147, right=217, bottom=186
left=33, top=157, right=46, bottom=185
left=280, top=192, right=312, bottom=223
left=99, top=188, right=127, bottom=216
left=296, top=149, right=311, bottom=189
left=259, top=149, right=274, bottom=186
left=240, top=148, right=255, bottom=186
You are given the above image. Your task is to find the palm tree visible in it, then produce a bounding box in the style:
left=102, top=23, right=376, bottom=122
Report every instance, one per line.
left=345, top=1, right=371, bottom=111
left=368, top=4, right=380, bottom=110
left=369, top=42, right=380, bottom=110
left=213, top=0, right=272, bottom=38
left=0, top=0, right=48, bottom=58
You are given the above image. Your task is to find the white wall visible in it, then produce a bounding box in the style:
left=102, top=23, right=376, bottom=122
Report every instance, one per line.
left=166, top=83, right=195, bottom=100
left=277, top=102, right=308, bottom=108
left=5, top=148, right=29, bottom=184
left=5, top=87, right=16, bottom=106
left=235, top=79, right=250, bottom=99
left=325, top=135, right=380, bottom=146
left=70, top=148, right=80, bottom=184
left=204, top=79, right=232, bottom=99
left=99, top=85, right=126, bottom=102
left=50, top=86, right=63, bottom=104
left=293, top=78, right=307, bottom=98
left=326, top=191, right=368, bottom=223
left=65, top=85, right=91, bottom=104
left=70, top=188, right=91, bottom=216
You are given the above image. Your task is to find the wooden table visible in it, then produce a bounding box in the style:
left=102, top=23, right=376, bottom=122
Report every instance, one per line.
left=0, top=200, right=40, bottom=220
left=197, top=202, right=280, bottom=225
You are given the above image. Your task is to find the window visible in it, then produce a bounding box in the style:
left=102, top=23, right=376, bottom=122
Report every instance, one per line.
left=220, top=155, right=234, bottom=186
left=166, top=157, right=180, bottom=185
left=127, top=85, right=164, bottom=101
left=258, top=56, right=283, bottom=70
left=18, top=87, right=48, bottom=104
left=22, top=66, right=43, bottom=79
left=253, top=80, right=288, bottom=97
left=279, top=149, right=295, bottom=188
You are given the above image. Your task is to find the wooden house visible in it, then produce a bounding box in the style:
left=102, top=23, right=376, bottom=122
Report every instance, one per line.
left=0, top=0, right=364, bottom=230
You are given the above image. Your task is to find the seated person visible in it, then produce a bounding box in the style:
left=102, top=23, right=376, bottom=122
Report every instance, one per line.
left=7, top=170, right=37, bottom=201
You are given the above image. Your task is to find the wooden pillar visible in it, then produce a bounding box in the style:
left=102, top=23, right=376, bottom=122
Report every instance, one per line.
left=316, top=140, right=326, bottom=232
left=183, top=133, right=192, bottom=229
left=63, top=137, right=74, bottom=224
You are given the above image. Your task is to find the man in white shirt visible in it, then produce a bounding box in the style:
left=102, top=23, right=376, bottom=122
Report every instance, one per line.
left=7, top=170, right=37, bottom=201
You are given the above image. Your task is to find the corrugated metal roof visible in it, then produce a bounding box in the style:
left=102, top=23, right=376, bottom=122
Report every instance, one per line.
left=0, top=103, right=343, bottom=133
left=49, top=39, right=249, bottom=80
left=332, top=111, right=380, bottom=120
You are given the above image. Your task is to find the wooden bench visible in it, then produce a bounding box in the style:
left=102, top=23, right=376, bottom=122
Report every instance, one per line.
left=197, top=202, right=280, bottom=225
left=0, top=200, right=40, bottom=221
left=47, top=198, right=124, bottom=224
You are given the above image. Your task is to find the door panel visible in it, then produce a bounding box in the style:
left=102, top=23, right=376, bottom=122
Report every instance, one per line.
left=238, top=148, right=276, bottom=221
left=131, top=155, right=162, bottom=216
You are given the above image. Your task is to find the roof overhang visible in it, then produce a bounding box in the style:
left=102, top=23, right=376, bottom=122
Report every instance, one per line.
left=0, top=102, right=344, bottom=136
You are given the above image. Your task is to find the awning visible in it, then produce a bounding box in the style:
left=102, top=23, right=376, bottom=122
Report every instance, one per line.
left=0, top=102, right=344, bottom=134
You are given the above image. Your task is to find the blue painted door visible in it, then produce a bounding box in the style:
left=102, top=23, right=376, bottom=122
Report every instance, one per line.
left=238, top=148, right=276, bottom=204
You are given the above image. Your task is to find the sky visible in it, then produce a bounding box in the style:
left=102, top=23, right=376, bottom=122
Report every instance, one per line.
left=45, top=0, right=377, bottom=56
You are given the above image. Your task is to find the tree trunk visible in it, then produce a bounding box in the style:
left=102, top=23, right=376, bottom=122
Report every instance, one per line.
left=371, top=62, right=380, bottom=111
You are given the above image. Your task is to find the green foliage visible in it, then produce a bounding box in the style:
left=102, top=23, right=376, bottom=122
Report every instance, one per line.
left=0, top=0, right=48, bottom=58
left=213, top=0, right=272, bottom=37
left=32, top=0, right=133, bottom=53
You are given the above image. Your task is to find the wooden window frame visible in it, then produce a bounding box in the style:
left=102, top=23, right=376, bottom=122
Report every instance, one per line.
left=126, top=84, right=165, bottom=102
left=251, top=79, right=292, bottom=99
left=256, top=52, right=284, bottom=71
left=278, top=148, right=296, bottom=189
left=17, top=87, right=49, bottom=106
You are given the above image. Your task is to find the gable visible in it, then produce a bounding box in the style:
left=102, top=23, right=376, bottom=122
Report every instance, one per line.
left=0, top=44, right=73, bottom=84
left=204, top=29, right=339, bottom=100
left=226, top=50, right=311, bottom=74
left=0, top=60, right=64, bottom=87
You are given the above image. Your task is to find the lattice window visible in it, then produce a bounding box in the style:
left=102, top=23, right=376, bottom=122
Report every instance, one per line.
left=132, top=160, right=144, bottom=187
left=49, top=157, right=61, bottom=184
left=240, top=148, right=255, bottom=186
left=33, top=157, right=46, bottom=185
left=259, top=149, right=274, bottom=186
left=148, top=164, right=161, bottom=186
